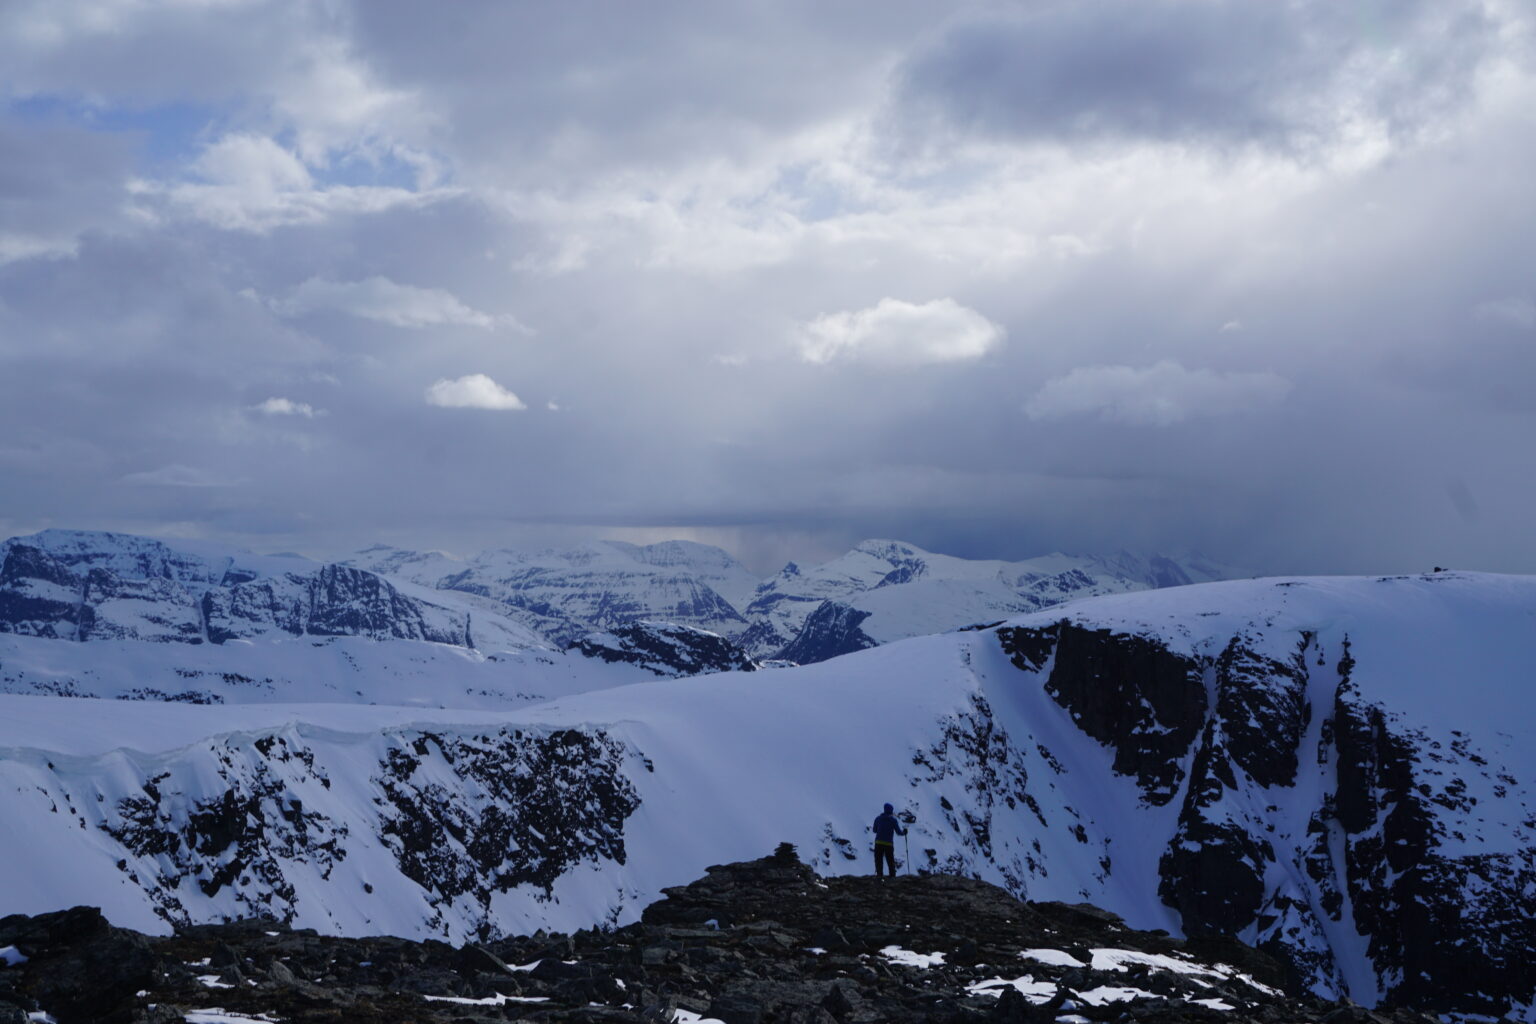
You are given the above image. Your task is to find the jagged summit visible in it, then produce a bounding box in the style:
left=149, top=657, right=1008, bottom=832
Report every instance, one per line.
left=0, top=849, right=1438, bottom=1024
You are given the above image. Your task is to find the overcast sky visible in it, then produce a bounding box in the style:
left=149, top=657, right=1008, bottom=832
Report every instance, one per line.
left=2, top=0, right=1534, bottom=575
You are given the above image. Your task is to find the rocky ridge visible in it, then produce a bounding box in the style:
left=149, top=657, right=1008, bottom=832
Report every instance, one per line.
left=0, top=846, right=1455, bottom=1024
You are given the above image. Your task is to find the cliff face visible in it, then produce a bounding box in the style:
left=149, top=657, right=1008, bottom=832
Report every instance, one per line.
left=998, top=606, right=1534, bottom=1021
left=0, top=541, right=476, bottom=647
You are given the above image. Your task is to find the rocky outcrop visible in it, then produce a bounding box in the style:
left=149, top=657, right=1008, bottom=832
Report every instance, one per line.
left=1001, top=623, right=1206, bottom=805
left=774, top=600, right=878, bottom=665
left=571, top=621, right=758, bottom=677
left=0, top=849, right=1447, bottom=1024
left=374, top=728, right=643, bottom=922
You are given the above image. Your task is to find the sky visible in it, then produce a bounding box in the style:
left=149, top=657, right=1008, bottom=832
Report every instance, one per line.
left=1, top=0, right=1534, bottom=576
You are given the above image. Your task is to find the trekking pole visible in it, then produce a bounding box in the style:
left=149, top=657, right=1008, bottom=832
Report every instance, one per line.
left=903, top=830, right=910, bottom=875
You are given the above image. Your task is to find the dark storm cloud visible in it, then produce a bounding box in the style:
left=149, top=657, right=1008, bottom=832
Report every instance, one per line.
left=896, top=0, right=1501, bottom=150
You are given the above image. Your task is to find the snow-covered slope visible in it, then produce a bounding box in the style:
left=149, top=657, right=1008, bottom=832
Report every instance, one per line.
left=743, top=539, right=1236, bottom=659
left=0, top=570, right=1530, bottom=1020
left=346, top=536, right=1234, bottom=662
left=348, top=539, right=758, bottom=644
left=0, top=530, right=715, bottom=703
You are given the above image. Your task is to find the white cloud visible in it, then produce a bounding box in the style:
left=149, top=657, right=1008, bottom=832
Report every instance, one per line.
left=273, top=275, right=526, bottom=331
left=426, top=374, right=527, bottom=410
left=1472, top=296, right=1536, bottom=330
left=252, top=397, right=318, bottom=417
left=795, top=298, right=1004, bottom=367
left=0, top=232, right=78, bottom=265
left=133, top=133, right=444, bottom=232
left=1024, top=360, right=1291, bottom=426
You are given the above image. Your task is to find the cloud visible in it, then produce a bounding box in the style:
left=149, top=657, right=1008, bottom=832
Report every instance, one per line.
left=795, top=298, right=1003, bottom=367
left=3, top=2, right=1536, bottom=577
left=120, top=464, right=242, bottom=488
left=1472, top=296, right=1536, bottom=330
left=0, top=117, right=136, bottom=266
left=252, top=397, right=318, bottom=417
left=134, top=133, right=441, bottom=232
left=896, top=0, right=1501, bottom=153
left=273, top=275, right=525, bottom=331
left=1024, top=361, right=1292, bottom=426
left=425, top=374, right=526, bottom=410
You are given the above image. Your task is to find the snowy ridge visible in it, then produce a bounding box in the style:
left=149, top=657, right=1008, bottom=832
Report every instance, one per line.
left=350, top=534, right=1234, bottom=661
left=1, top=529, right=1234, bottom=671
left=741, top=539, right=1237, bottom=659
left=348, top=539, right=758, bottom=646
left=0, top=530, right=751, bottom=697
left=0, top=570, right=1531, bottom=1020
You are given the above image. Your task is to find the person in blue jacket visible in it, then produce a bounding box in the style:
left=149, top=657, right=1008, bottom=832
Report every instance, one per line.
left=872, top=802, right=905, bottom=877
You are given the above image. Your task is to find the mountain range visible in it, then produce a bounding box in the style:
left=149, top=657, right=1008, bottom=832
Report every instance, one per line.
left=0, top=529, right=1530, bottom=1021
left=344, top=534, right=1235, bottom=662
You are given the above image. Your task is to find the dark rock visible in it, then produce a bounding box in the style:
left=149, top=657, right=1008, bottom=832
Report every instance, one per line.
left=6, top=907, right=158, bottom=1024
left=821, top=979, right=856, bottom=1018
left=706, top=993, right=766, bottom=1024
left=456, top=943, right=513, bottom=976
left=0, top=852, right=1453, bottom=1023
left=773, top=601, right=878, bottom=666
left=572, top=620, right=758, bottom=677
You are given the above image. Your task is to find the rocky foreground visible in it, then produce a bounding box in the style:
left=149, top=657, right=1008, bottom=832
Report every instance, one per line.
left=0, top=846, right=1463, bottom=1024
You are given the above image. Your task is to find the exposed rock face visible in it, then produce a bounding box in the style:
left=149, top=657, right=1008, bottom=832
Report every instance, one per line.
left=999, top=617, right=1536, bottom=1021
left=774, top=601, right=878, bottom=665
left=571, top=621, right=758, bottom=677
left=0, top=536, right=478, bottom=648
left=373, top=728, right=642, bottom=926
left=1001, top=623, right=1207, bottom=805
left=203, top=564, right=469, bottom=645
left=66, top=724, right=649, bottom=939
left=0, top=850, right=1443, bottom=1024
left=101, top=733, right=349, bottom=924
left=0, top=545, right=92, bottom=639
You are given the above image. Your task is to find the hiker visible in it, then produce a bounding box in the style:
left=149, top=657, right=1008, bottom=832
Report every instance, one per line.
left=872, top=802, right=905, bottom=877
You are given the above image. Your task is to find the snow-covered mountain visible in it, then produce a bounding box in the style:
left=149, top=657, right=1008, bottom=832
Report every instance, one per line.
left=0, top=530, right=744, bottom=700
left=742, top=539, right=1235, bottom=659
left=349, top=535, right=1236, bottom=662
left=347, top=539, right=759, bottom=646
left=0, top=568, right=1530, bottom=1021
